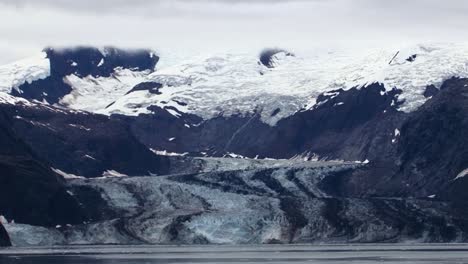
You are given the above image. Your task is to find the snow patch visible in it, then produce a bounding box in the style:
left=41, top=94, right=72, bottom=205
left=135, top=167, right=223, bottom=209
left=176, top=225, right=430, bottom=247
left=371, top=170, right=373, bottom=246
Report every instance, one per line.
left=166, top=108, right=181, bottom=118
left=392, top=128, right=401, bottom=143
left=0, top=92, right=33, bottom=106
left=60, top=68, right=150, bottom=113
left=150, top=149, right=188, bottom=157
left=454, top=168, right=468, bottom=181
left=0, top=52, right=50, bottom=93
left=84, top=154, right=96, bottom=160
left=68, top=124, right=91, bottom=131
left=224, top=153, right=248, bottom=159
left=52, top=168, right=85, bottom=179
left=101, top=170, right=128, bottom=178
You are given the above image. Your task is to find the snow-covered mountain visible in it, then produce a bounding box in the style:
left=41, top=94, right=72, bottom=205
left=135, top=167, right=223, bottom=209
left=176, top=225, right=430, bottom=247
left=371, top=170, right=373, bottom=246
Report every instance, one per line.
left=1, top=44, right=468, bottom=246
left=3, top=44, right=468, bottom=125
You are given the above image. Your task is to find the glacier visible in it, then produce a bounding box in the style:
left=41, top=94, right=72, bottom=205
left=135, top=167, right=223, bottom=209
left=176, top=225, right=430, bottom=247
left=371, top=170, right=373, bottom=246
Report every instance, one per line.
left=4, top=158, right=467, bottom=246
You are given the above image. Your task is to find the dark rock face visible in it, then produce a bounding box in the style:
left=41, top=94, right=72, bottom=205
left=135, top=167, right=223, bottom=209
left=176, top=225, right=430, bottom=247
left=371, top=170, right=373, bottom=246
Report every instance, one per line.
left=0, top=156, right=86, bottom=226
left=0, top=103, right=170, bottom=178
left=126, top=111, right=269, bottom=157
left=259, top=48, right=294, bottom=68
left=309, top=78, right=468, bottom=200
left=396, top=78, right=468, bottom=198
left=0, top=222, right=10, bottom=247
left=406, top=54, right=417, bottom=62
left=424, top=85, right=439, bottom=98
left=242, top=84, right=404, bottom=161
left=45, top=46, right=158, bottom=78
left=13, top=46, right=158, bottom=104
left=0, top=110, right=86, bottom=227
left=12, top=76, right=73, bottom=105
left=125, top=82, right=163, bottom=95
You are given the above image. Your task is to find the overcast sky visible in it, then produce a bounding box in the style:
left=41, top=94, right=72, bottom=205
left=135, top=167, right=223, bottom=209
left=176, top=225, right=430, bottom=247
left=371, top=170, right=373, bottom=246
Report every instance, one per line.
left=1, top=0, right=468, bottom=63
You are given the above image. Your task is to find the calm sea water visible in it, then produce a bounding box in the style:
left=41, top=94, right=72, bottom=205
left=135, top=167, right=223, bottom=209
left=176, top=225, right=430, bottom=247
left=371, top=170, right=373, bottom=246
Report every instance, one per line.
left=1, top=244, right=468, bottom=264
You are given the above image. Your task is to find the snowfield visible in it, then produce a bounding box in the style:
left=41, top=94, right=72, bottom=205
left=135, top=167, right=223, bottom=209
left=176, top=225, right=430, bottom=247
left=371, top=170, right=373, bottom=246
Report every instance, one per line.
left=58, top=43, right=468, bottom=124
left=61, top=68, right=150, bottom=114
left=2, top=44, right=468, bottom=124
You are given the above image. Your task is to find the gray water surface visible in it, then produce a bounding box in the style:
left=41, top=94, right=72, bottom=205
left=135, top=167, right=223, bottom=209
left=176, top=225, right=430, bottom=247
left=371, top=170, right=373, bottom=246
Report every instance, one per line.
left=1, top=244, right=468, bottom=264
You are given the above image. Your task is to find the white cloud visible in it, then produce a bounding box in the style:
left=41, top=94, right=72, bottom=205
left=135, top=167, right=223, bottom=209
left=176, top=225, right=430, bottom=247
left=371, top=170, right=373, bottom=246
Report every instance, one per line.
left=0, top=0, right=468, bottom=63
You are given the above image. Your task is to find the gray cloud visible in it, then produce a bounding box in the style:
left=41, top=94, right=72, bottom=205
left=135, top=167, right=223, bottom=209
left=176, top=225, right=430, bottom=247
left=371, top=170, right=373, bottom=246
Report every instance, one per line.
left=3, top=0, right=159, bottom=12
left=0, top=0, right=468, bottom=63
left=0, top=0, right=313, bottom=14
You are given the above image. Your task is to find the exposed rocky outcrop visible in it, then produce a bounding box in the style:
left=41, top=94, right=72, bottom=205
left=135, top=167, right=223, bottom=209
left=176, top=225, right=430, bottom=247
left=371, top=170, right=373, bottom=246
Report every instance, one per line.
left=259, top=48, right=294, bottom=68
left=396, top=78, right=468, bottom=197
left=0, top=222, right=11, bottom=247
left=317, top=78, right=468, bottom=200
left=0, top=109, right=86, bottom=227
left=125, top=82, right=163, bottom=95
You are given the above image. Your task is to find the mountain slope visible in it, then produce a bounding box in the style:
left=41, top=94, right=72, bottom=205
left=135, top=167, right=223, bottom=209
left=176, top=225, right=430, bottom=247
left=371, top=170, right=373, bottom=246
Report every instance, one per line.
left=0, top=99, right=171, bottom=178
left=1, top=44, right=468, bottom=245
left=0, top=101, right=85, bottom=227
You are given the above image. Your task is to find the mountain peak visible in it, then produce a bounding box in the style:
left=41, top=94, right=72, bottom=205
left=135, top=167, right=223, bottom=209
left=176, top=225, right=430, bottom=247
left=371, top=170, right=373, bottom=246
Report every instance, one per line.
left=44, top=46, right=158, bottom=78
